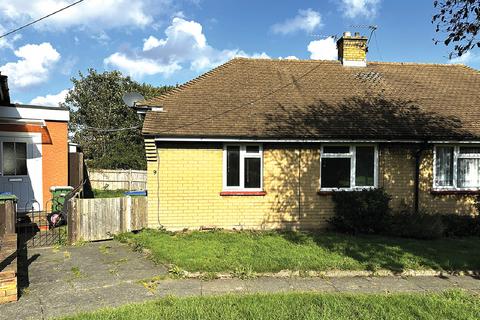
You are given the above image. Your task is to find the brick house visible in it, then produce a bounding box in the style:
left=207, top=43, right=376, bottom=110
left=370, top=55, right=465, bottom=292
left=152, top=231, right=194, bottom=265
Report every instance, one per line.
left=139, top=32, right=480, bottom=231
left=0, top=74, right=70, bottom=211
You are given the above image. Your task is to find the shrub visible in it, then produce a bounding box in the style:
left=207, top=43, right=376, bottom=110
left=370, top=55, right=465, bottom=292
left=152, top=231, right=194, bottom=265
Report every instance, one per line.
left=386, top=209, right=445, bottom=240
left=330, top=188, right=391, bottom=234
left=442, top=214, right=480, bottom=237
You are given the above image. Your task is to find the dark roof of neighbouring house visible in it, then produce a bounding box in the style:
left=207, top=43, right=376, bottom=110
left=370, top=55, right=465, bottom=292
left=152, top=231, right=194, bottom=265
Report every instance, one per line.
left=142, top=58, right=480, bottom=140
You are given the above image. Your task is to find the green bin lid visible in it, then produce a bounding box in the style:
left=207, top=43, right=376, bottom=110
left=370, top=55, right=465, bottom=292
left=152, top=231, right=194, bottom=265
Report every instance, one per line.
left=0, top=194, right=17, bottom=201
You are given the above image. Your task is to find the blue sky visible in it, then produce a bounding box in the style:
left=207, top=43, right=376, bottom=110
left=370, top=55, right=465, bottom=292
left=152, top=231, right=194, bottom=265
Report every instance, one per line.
left=0, top=0, right=479, bottom=106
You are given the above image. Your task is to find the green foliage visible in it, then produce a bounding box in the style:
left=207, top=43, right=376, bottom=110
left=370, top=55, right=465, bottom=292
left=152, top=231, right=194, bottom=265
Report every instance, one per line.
left=433, top=0, right=480, bottom=59
left=168, top=265, right=188, bottom=279
left=330, top=189, right=392, bottom=234
left=119, top=229, right=480, bottom=273
left=92, top=189, right=127, bottom=198
left=386, top=209, right=445, bottom=240
left=63, top=69, right=172, bottom=170
left=442, top=214, right=480, bottom=237
left=61, top=290, right=480, bottom=320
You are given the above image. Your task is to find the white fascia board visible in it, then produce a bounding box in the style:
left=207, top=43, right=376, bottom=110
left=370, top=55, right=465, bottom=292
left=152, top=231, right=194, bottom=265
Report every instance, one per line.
left=429, top=140, right=480, bottom=144
left=153, top=137, right=424, bottom=143
left=0, top=105, right=69, bottom=122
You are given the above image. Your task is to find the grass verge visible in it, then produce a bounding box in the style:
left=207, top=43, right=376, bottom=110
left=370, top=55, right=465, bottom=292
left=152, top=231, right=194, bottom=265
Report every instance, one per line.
left=117, top=229, right=480, bottom=273
left=61, top=290, right=480, bottom=320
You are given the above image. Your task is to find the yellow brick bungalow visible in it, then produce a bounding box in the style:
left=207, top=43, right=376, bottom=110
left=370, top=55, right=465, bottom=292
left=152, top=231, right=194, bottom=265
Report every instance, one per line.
left=138, top=32, right=480, bottom=231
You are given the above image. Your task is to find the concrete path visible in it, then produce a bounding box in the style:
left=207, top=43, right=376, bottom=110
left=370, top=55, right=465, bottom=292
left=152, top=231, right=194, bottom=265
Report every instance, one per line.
left=1, top=241, right=480, bottom=319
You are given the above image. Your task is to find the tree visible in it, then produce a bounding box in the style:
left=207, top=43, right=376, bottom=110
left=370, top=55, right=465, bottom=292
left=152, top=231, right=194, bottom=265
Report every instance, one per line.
left=62, top=69, right=172, bottom=170
left=433, top=0, right=480, bottom=58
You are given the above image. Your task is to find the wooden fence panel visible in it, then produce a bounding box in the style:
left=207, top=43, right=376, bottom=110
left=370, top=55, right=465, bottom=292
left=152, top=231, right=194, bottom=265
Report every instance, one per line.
left=0, top=201, right=16, bottom=239
left=88, top=169, right=147, bottom=191
left=68, top=196, right=147, bottom=243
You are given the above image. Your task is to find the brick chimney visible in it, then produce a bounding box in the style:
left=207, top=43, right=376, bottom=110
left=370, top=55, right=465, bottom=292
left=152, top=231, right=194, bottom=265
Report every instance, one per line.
left=0, top=73, right=10, bottom=105
left=337, top=32, right=368, bottom=67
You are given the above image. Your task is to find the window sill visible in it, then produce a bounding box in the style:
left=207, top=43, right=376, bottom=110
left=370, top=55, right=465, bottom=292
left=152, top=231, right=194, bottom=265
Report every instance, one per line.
left=317, top=188, right=376, bottom=195
left=431, top=189, right=480, bottom=195
left=220, top=191, right=267, bottom=196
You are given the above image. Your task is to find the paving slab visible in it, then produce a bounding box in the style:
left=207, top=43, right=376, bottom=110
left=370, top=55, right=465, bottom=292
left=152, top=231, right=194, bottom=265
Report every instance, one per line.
left=243, top=277, right=292, bottom=293
left=446, top=275, right=480, bottom=290
left=200, top=278, right=248, bottom=295
left=285, top=278, right=336, bottom=292
left=0, top=241, right=166, bottom=320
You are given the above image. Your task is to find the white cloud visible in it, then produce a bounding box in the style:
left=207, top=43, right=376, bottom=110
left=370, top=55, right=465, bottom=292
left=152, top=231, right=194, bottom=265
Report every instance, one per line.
left=0, top=42, right=60, bottom=88
left=105, top=17, right=271, bottom=78
left=0, top=0, right=157, bottom=30
left=271, top=9, right=322, bottom=35
left=278, top=56, right=299, bottom=60
left=308, top=37, right=337, bottom=60
left=104, top=53, right=181, bottom=78
left=30, top=89, right=68, bottom=107
left=340, top=0, right=381, bottom=19
left=143, top=36, right=166, bottom=51
left=449, top=51, right=480, bottom=65
left=0, top=24, right=21, bottom=50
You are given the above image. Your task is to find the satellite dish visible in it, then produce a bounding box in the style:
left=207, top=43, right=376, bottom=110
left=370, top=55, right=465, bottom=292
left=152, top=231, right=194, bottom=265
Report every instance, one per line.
left=122, top=92, right=145, bottom=108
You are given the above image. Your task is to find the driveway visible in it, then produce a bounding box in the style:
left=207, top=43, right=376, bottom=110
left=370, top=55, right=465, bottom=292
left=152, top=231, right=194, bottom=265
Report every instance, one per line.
left=0, top=241, right=166, bottom=319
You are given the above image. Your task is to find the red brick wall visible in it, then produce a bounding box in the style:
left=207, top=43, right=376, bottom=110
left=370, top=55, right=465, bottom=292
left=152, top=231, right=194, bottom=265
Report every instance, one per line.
left=42, top=121, right=69, bottom=208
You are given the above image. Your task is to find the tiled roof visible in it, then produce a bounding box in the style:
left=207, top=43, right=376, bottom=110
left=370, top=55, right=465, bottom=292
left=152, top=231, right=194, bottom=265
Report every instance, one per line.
left=142, top=58, right=480, bottom=140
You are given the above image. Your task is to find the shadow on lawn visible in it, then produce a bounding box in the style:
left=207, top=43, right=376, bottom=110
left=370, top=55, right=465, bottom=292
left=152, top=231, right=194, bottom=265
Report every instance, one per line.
left=279, top=230, right=480, bottom=272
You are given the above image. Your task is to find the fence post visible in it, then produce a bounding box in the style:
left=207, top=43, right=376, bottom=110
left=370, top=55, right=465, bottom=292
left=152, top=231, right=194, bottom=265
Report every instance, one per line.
left=67, top=199, right=77, bottom=245
left=3, top=200, right=16, bottom=235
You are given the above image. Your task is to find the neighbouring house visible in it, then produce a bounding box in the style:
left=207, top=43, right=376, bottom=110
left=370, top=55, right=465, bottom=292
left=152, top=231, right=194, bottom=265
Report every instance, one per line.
left=0, top=74, right=70, bottom=211
left=139, top=32, right=480, bottom=231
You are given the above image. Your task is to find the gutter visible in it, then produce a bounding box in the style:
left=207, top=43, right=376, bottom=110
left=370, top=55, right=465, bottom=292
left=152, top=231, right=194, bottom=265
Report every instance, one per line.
left=151, top=137, right=480, bottom=144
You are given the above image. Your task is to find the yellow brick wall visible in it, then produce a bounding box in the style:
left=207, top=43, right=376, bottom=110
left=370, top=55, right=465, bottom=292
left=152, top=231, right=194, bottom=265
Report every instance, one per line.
left=379, top=145, right=477, bottom=214
left=147, top=143, right=333, bottom=230
left=146, top=143, right=477, bottom=231
left=379, top=145, right=416, bottom=209
left=419, top=149, right=477, bottom=214
left=338, top=38, right=367, bottom=62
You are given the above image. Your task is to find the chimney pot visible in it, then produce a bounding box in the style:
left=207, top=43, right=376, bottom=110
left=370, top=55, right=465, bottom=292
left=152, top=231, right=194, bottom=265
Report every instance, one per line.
left=343, top=31, right=351, bottom=37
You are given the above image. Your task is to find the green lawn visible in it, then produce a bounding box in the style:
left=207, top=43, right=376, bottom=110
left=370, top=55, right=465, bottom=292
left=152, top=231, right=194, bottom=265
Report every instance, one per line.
left=117, top=229, right=480, bottom=272
left=61, top=291, right=480, bottom=320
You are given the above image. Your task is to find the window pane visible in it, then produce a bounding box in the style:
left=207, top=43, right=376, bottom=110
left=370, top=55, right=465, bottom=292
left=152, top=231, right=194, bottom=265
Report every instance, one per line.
left=226, top=146, right=240, bottom=186
left=435, top=147, right=454, bottom=186
left=3, top=142, right=15, bottom=175
left=355, top=146, right=375, bottom=186
left=16, top=142, right=27, bottom=159
left=459, top=147, right=480, bottom=154
left=323, top=146, right=350, bottom=154
left=244, top=158, right=261, bottom=188
left=321, top=158, right=351, bottom=188
left=16, top=159, right=27, bottom=175
left=457, top=158, right=480, bottom=188
left=246, top=146, right=259, bottom=153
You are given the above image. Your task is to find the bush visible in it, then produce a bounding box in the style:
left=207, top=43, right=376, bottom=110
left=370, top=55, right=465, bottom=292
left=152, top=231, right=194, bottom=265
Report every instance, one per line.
left=330, top=188, right=391, bottom=234
left=386, top=209, right=445, bottom=240
left=442, top=214, right=480, bottom=237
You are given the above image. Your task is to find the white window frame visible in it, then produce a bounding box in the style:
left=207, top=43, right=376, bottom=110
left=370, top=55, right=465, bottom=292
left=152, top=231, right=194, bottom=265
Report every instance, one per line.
left=223, top=144, right=263, bottom=191
left=319, top=144, right=378, bottom=191
left=433, top=145, right=480, bottom=191
left=1, top=141, right=29, bottom=177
